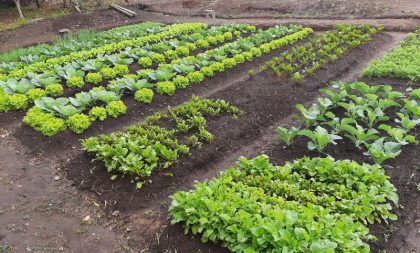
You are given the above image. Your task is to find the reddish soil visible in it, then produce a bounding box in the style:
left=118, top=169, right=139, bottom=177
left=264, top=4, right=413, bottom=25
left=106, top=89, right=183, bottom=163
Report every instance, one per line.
left=141, top=0, right=420, bottom=19
left=0, top=5, right=419, bottom=253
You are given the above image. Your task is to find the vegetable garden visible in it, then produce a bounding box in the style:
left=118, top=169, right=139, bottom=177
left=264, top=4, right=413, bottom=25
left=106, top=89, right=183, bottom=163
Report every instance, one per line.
left=0, top=19, right=418, bottom=253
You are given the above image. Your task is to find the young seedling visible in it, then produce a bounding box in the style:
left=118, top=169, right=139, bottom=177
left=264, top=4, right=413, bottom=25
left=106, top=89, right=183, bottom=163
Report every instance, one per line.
left=276, top=127, right=301, bottom=146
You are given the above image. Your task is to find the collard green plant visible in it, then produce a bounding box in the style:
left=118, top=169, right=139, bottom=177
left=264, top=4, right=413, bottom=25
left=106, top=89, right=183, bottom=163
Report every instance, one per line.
left=276, top=126, right=300, bottom=146
left=298, top=126, right=342, bottom=151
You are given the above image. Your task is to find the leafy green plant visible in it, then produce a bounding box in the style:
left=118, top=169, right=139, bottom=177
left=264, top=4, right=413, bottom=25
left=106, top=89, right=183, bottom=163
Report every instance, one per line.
left=85, top=72, right=103, bottom=84
left=151, top=53, right=165, bottom=63
left=298, top=126, right=342, bottom=152
left=89, top=107, right=107, bottom=121
left=173, top=75, right=190, bottom=88
left=66, top=113, right=91, bottom=134
left=156, top=81, right=176, bottom=95
left=170, top=155, right=397, bottom=253
left=114, top=64, right=129, bottom=76
left=138, top=57, right=153, bottom=68
left=26, top=88, right=46, bottom=102
left=366, top=138, right=401, bottom=164
left=106, top=100, right=127, bottom=118
left=187, top=71, right=205, bottom=84
left=9, top=94, right=28, bottom=110
left=100, top=67, right=117, bottom=80
left=295, top=104, right=323, bottom=127
left=135, top=88, right=154, bottom=104
left=23, top=107, right=67, bottom=136
left=82, top=97, right=241, bottom=188
left=45, top=83, right=64, bottom=97
left=276, top=126, right=300, bottom=146
left=395, top=112, right=419, bottom=131
left=339, top=121, right=380, bottom=148
left=67, top=76, right=85, bottom=88
left=292, top=72, right=303, bottom=83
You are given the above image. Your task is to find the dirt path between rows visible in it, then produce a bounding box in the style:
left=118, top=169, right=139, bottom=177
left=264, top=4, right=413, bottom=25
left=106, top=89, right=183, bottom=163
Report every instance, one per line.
left=0, top=8, right=419, bottom=53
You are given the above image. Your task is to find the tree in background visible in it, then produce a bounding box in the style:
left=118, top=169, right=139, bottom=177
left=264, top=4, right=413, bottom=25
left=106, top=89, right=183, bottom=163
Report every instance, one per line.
left=12, top=0, right=24, bottom=18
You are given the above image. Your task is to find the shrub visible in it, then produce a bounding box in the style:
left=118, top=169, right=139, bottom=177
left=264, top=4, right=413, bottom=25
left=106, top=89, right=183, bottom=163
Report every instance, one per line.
left=27, top=88, right=46, bottom=102
left=114, top=64, right=129, bottom=76
left=156, top=81, right=176, bottom=95
left=187, top=71, right=205, bottom=84
left=9, top=94, right=28, bottom=110
left=85, top=72, right=103, bottom=84
left=173, top=75, right=190, bottom=88
left=134, top=88, right=154, bottom=104
left=100, top=67, right=117, bottom=80
left=89, top=107, right=107, bottom=121
left=45, top=84, right=64, bottom=97
left=67, top=76, right=85, bottom=88
left=106, top=100, right=127, bottom=118
left=67, top=113, right=91, bottom=134
left=138, top=57, right=153, bottom=68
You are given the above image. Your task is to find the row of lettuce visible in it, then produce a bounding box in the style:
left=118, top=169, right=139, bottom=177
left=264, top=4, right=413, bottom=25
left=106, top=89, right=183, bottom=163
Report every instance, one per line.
left=19, top=24, right=311, bottom=136
left=0, top=23, right=252, bottom=112
left=0, top=22, right=164, bottom=72
left=363, top=28, right=420, bottom=81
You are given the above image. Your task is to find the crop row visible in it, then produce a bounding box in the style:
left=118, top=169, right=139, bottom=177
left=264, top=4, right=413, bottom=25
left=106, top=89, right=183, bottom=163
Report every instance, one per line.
left=0, top=23, right=208, bottom=82
left=24, top=25, right=312, bottom=136
left=363, top=29, right=420, bottom=81
left=256, top=24, right=380, bottom=82
left=0, top=22, right=164, bottom=73
left=0, top=23, right=253, bottom=113
left=277, top=82, right=419, bottom=164
left=169, top=155, right=398, bottom=252
left=82, top=96, right=241, bottom=189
